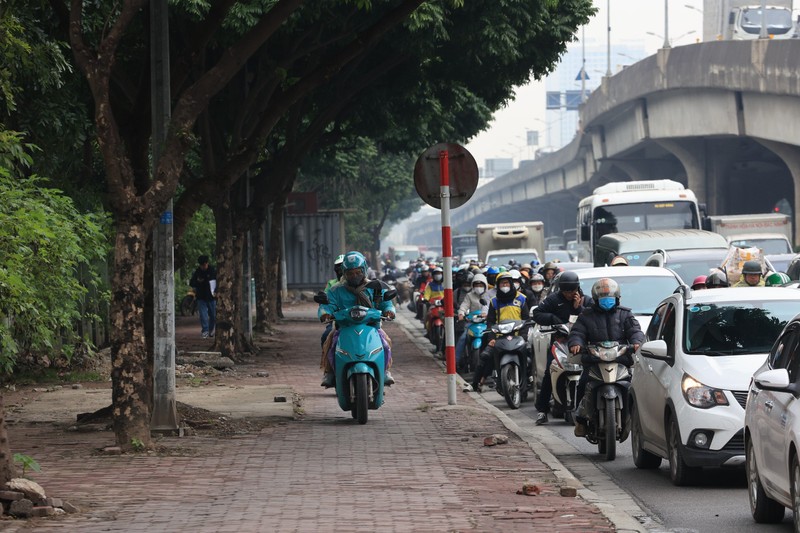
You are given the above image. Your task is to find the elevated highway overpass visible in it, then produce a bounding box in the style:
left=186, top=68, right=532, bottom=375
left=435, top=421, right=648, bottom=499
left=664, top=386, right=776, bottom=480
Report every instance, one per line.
left=408, top=39, right=800, bottom=249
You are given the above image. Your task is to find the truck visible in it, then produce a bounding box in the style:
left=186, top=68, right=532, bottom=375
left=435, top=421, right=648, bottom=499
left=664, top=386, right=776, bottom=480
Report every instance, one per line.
left=724, top=4, right=796, bottom=40
left=476, top=221, right=544, bottom=263
left=388, top=244, right=422, bottom=271
left=706, top=213, right=793, bottom=252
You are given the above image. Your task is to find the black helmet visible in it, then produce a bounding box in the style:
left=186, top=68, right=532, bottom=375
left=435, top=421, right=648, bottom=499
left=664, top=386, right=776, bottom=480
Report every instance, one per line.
left=742, top=260, right=762, bottom=276
left=558, top=271, right=580, bottom=292
left=705, top=270, right=729, bottom=288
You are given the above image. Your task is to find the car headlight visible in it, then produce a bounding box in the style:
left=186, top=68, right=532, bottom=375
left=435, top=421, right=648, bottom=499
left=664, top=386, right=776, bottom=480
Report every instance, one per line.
left=681, top=373, right=729, bottom=409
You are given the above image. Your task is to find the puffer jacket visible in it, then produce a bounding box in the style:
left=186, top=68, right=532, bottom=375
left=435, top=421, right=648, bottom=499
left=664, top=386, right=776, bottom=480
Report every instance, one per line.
left=568, top=304, right=645, bottom=356
left=532, top=291, right=592, bottom=326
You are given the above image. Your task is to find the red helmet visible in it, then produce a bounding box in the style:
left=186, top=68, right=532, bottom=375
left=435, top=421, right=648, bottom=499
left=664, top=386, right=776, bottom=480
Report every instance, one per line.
left=691, top=275, right=707, bottom=290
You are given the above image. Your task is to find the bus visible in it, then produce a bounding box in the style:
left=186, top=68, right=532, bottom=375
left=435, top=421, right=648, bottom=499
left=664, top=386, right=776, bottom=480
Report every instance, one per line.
left=575, top=180, right=703, bottom=262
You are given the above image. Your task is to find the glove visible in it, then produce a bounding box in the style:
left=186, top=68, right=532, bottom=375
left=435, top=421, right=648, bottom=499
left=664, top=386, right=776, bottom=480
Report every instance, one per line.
left=383, top=311, right=396, bottom=320
left=320, top=314, right=333, bottom=323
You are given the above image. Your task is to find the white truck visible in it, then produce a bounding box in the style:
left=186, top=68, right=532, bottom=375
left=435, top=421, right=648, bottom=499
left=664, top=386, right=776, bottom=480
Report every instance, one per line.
left=707, top=213, right=793, bottom=254
left=476, top=221, right=544, bottom=263
left=724, top=4, right=796, bottom=40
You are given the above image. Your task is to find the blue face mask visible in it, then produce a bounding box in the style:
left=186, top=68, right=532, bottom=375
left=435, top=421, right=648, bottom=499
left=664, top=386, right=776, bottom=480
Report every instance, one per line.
left=598, top=296, right=616, bottom=311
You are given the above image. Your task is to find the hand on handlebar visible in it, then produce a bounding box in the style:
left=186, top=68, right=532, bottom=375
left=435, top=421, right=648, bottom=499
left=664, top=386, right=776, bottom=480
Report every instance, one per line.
left=320, top=314, right=333, bottom=323
left=383, top=311, right=396, bottom=320
left=570, top=345, right=582, bottom=355
left=458, top=313, right=465, bottom=321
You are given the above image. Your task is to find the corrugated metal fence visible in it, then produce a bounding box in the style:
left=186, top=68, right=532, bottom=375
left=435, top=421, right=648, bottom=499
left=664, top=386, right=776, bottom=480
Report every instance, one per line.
left=284, top=213, right=342, bottom=290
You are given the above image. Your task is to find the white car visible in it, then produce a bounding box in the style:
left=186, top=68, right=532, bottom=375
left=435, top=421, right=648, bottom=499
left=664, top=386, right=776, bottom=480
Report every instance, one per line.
left=744, top=312, right=800, bottom=527
left=631, top=287, right=800, bottom=486
left=529, top=266, right=682, bottom=400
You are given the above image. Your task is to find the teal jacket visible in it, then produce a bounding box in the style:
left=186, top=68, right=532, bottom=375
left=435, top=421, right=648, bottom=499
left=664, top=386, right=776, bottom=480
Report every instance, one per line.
left=317, top=281, right=396, bottom=320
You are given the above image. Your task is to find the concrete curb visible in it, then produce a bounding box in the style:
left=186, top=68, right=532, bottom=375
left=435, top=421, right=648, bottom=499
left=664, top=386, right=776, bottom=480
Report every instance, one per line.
left=394, top=308, right=653, bottom=533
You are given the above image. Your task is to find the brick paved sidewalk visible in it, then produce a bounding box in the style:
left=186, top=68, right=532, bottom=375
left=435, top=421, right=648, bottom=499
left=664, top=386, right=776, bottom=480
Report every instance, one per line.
left=7, top=303, right=615, bottom=532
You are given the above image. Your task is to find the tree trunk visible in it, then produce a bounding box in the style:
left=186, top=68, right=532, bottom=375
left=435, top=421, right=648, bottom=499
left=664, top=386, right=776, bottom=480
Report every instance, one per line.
left=0, top=393, right=16, bottom=485
left=212, top=199, right=237, bottom=359
left=266, top=197, right=287, bottom=322
left=109, top=221, right=152, bottom=449
left=253, top=210, right=272, bottom=333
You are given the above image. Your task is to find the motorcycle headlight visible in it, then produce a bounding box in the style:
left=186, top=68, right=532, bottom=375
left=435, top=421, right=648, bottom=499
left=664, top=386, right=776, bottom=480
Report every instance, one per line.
left=336, top=347, right=351, bottom=358
left=591, top=346, right=619, bottom=362
left=471, top=315, right=483, bottom=323
left=681, top=373, right=729, bottom=409
left=349, top=308, right=367, bottom=320
left=496, top=322, right=515, bottom=335
left=564, top=363, right=583, bottom=372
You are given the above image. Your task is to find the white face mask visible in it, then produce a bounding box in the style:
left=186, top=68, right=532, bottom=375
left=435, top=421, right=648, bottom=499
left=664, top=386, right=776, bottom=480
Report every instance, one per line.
left=473, top=286, right=486, bottom=295
left=499, top=286, right=512, bottom=294
left=513, top=282, right=521, bottom=290
left=433, top=274, right=443, bottom=282
left=531, top=283, right=544, bottom=293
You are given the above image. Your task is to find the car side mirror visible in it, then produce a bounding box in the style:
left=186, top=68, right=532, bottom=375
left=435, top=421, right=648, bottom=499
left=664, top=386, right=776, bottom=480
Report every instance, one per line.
left=754, top=368, right=793, bottom=392
left=313, top=291, right=329, bottom=305
left=640, top=340, right=672, bottom=362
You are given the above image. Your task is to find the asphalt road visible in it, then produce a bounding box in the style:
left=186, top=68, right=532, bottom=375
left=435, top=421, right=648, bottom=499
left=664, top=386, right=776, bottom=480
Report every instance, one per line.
left=480, top=385, right=796, bottom=533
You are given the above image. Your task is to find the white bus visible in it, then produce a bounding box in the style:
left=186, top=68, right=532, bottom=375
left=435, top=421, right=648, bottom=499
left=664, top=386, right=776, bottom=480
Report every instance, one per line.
left=575, top=180, right=703, bottom=262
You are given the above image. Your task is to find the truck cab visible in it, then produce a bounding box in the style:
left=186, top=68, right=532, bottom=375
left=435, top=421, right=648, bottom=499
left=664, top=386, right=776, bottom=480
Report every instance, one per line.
left=727, top=5, right=795, bottom=40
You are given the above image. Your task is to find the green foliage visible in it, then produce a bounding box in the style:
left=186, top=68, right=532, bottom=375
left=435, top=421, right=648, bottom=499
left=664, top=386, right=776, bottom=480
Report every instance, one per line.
left=180, top=205, right=216, bottom=277
left=12, top=453, right=40, bottom=477
left=0, top=136, right=109, bottom=373
left=130, top=438, right=145, bottom=452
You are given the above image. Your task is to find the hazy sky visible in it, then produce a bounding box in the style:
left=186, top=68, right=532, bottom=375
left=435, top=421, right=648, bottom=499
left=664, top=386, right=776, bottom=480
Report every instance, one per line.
left=464, top=0, right=704, bottom=168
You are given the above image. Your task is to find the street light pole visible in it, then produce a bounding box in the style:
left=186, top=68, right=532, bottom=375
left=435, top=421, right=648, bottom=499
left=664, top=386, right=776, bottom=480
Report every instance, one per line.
left=581, top=26, right=587, bottom=102
left=664, top=0, right=671, bottom=49
left=760, top=0, right=768, bottom=38
left=606, top=0, right=612, bottom=77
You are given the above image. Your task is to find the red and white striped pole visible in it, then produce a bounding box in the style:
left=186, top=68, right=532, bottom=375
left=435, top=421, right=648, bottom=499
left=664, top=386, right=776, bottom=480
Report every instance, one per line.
left=439, top=150, right=457, bottom=405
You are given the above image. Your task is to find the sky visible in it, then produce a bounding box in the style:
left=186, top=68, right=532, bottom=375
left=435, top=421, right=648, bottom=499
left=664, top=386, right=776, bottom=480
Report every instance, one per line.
left=464, top=0, right=704, bottom=169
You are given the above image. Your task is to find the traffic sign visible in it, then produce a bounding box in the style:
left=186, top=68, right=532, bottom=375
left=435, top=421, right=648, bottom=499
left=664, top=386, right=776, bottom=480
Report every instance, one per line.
left=413, top=142, right=478, bottom=209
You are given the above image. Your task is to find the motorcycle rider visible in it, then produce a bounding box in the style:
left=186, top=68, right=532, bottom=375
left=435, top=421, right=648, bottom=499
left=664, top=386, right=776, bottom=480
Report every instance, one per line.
left=691, top=275, right=707, bottom=290
left=423, top=267, right=445, bottom=337
left=456, top=273, right=490, bottom=368
left=734, top=260, right=766, bottom=287
left=531, top=271, right=592, bottom=425
left=471, top=272, right=530, bottom=392
left=413, top=264, right=431, bottom=319
left=539, top=261, right=560, bottom=289
left=568, top=278, right=644, bottom=437
left=705, top=269, right=729, bottom=288
left=527, top=273, right=547, bottom=307
left=318, top=251, right=396, bottom=388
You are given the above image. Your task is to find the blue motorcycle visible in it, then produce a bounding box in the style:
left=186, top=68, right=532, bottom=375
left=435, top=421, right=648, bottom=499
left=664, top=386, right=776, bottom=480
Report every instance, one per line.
left=463, top=309, right=487, bottom=373
left=315, top=288, right=396, bottom=424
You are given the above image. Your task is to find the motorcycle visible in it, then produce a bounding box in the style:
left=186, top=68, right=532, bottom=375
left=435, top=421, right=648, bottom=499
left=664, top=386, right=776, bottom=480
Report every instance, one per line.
left=426, top=298, right=446, bottom=354
left=461, top=308, right=487, bottom=374
left=314, top=288, right=397, bottom=425
left=491, top=319, right=533, bottom=409
left=577, top=342, right=633, bottom=461
left=545, top=324, right=581, bottom=423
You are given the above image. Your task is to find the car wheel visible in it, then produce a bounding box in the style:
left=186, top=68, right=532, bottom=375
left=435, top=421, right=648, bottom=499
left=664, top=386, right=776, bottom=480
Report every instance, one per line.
left=667, top=415, right=699, bottom=486
left=631, top=403, right=661, bottom=469
left=747, top=436, right=785, bottom=523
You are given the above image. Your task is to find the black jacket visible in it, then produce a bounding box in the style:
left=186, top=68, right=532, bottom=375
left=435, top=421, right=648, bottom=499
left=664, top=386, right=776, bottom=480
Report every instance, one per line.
left=568, top=304, right=645, bottom=359
left=190, top=265, right=217, bottom=301
left=532, top=291, right=592, bottom=326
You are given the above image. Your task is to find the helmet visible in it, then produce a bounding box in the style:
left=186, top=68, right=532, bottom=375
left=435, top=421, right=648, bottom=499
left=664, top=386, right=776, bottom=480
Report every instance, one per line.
left=530, top=273, right=545, bottom=283
left=342, top=251, right=367, bottom=274
left=521, top=263, right=533, bottom=271
left=486, top=266, right=499, bottom=275
left=765, top=272, right=791, bottom=287
left=509, top=269, right=522, bottom=281
left=472, top=273, right=488, bottom=287
left=495, top=272, right=515, bottom=299
left=541, top=261, right=559, bottom=273
left=495, top=272, right=513, bottom=286
left=610, top=255, right=629, bottom=267
left=519, top=270, right=530, bottom=280
left=742, top=260, right=762, bottom=276
left=334, top=254, right=345, bottom=277
left=420, top=264, right=430, bottom=273
left=498, top=266, right=508, bottom=273
left=464, top=271, right=474, bottom=284
left=558, top=271, right=580, bottom=292
left=591, top=277, right=620, bottom=300
left=691, top=275, right=707, bottom=290
left=705, top=270, right=729, bottom=288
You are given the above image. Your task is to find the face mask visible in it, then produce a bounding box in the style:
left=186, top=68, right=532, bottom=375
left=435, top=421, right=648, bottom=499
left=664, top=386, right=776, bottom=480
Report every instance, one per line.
left=499, top=286, right=512, bottom=294
left=513, top=282, right=521, bottom=290
left=473, top=286, right=486, bottom=295
left=598, top=296, right=616, bottom=310
left=531, top=283, right=544, bottom=293
left=433, top=274, right=443, bottom=282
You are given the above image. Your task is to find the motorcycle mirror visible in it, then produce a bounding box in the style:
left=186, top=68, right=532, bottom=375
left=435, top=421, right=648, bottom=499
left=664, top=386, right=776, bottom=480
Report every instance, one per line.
left=383, top=289, right=398, bottom=301
left=366, top=279, right=383, bottom=291
left=479, top=299, right=487, bottom=306
left=313, top=291, right=329, bottom=305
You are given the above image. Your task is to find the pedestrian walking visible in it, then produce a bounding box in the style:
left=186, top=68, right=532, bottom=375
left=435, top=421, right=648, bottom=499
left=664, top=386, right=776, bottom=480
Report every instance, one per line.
left=190, top=254, right=217, bottom=338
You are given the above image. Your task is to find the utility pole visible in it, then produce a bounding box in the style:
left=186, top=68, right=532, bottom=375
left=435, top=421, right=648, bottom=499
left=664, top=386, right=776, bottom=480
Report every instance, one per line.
left=759, top=0, right=768, bottom=38
left=606, top=0, right=612, bottom=77
left=151, top=0, right=179, bottom=433
left=664, top=0, right=671, bottom=49
left=581, top=26, right=587, bottom=102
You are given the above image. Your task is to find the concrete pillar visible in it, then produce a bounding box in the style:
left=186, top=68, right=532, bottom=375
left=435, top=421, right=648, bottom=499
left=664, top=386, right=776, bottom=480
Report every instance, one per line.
left=755, top=139, right=800, bottom=247
left=656, top=139, right=707, bottom=205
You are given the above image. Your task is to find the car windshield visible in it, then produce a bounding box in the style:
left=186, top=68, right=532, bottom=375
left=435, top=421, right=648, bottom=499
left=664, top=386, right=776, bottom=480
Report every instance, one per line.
left=729, top=238, right=792, bottom=254
left=662, top=255, right=727, bottom=285
left=487, top=252, right=539, bottom=266
left=684, top=301, right=798, bottom=355
left=578, top=275, right=680, bottom=315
